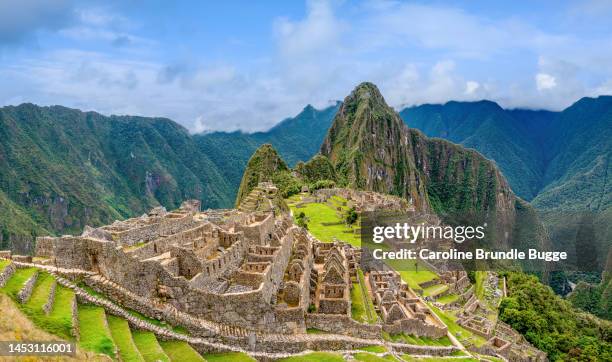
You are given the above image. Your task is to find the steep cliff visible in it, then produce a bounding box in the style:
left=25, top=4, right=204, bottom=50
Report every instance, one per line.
left=234, top=144, right=292, bottom=207
left=321, top=82, right=546, bottom=251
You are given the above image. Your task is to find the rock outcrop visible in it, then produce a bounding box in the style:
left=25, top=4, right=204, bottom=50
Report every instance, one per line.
left=321, top=82, right=548, bottom=253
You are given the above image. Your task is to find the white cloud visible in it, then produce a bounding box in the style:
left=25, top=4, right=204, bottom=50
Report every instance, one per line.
left=2, top=0, right=612, bottom=132
left=536, top=73, right=557, bottom=91
left=465, top=81, right=480, bottom=95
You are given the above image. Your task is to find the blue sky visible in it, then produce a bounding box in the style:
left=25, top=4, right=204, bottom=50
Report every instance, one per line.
left=1, top=0, right=612, bottom=132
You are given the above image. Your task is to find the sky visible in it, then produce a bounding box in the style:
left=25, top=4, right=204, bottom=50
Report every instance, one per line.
left=1, top=0, right=612, bottom=133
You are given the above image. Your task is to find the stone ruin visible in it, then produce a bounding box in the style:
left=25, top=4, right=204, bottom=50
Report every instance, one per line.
left=7, top=182, right=542, bottom=359
left=368, top=269, right=448, bottom=338
left=313, top=188, right=412, bottom=212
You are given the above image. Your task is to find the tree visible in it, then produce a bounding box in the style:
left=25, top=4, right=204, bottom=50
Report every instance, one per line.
left=296, top=211, right=308, bottom=230
left=345, top=207, right=358, bottom=226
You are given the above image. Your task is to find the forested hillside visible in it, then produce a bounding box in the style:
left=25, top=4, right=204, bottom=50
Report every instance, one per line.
left=195, top=103, right=339, bottom=200
left=0, top=104, right=232, bottom=252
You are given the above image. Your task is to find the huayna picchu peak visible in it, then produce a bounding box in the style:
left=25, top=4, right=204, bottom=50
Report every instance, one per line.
left=320, top=83, right=546, bottom=254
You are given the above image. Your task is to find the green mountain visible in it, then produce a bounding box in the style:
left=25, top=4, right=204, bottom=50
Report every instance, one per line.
left=195, top=103, right=339, bottom=202
left=399, top=101, right=555, bottom=200
left=234, top=144, right=289, bottom=206
left=400, top=97, right=611, bottom=211
left=400, top=97, right=612, bottom=272
left=320, top=82, right=548, bottom=255
left=0, top=103, right=232, bottom=252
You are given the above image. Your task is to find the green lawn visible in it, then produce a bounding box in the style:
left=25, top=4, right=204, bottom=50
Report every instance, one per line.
left=1, top=270, right=73, bottom=339
left=107, top=315, right=144, bottom=362
left=354, top=352, right=397, bottom=362
left=0, top=267, right=37, bottom=297
left=132, top=330, right=170, bottom=362
left=279, top=352, right=345, bottom=362
left=288, top=196, right=361, bottom=246
left=17, top=272, right=77, bottom=339
left=46, top=286, right=75, bottom=339
left=159, top=340, right=205, bottom=361
left=402, top=356, right=478, bottom=362
left=422, top=284, right=449, bottom=297
left=77, top=305, right=116, bottom=357
left=351, top=283, right=371, bottom=324
left=306, top=328, right=328, bottom=334
left=358, top=345, right=387, bottom=353
left=0, top=259, right=10, bottom=271
left=203, top=352, right=256, bottom=362
left=436, top=293, right=459, bottom=305
left=428, top=304, right=486, bottom=347
left=385, top=259, right=438, bottom=289
left=474, top=271, right=487, bottom=300
left=384, top=332, right=452, bottom=346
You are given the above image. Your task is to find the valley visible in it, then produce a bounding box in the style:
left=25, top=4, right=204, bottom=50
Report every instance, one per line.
left=0, top=82, right=610, bottom=361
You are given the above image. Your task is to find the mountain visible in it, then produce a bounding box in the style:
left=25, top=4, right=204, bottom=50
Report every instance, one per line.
left=0, top=103, right=232, bottom=252
left=320, top=82, right=548, bottom=255
left=234, top=144, right=290, bottom=206
left=400, top=97, right=612, bottom=272
left=400, top=97, right=611, bottom=211
left=399, top=101, right=556, bottom=200
left=195, top=103, right=339, bottom=202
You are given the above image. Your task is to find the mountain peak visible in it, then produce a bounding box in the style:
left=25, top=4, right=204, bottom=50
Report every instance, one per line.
left=234, top=143, right=289, bottom=207
left=346, top=82, right=386, bottom=107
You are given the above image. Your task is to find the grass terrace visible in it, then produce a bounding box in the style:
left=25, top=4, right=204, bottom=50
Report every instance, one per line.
left=159, top=340, right=205, bottom=361
left=203, top=352, right=256, bottom=361
left=436, top=293, right=459, bottom=305
left=354, top=352, right=398, bottom=361
left=107, top=315, right=144, bottom=362
left=132, top=330, right=170, bottom=362
left=77, top=305, right=116, bottom=357
left=402, top=356, right=478, bottom=361
left=428, top=304, right=487, bottom=348
left=1, top=267, right=37, bottom=298
left=279, top=352, right=345, bottom=362
left=287, top=194, right=361, bottom=247
left=385, top=259, right=438, bottom=290
left=422, top=284, right=449, bottom=298
left=351, top=269, right=378, bottom=324
left=0, top=258, right=10, bottom=271
left=383, top=332, right=453, bottom=346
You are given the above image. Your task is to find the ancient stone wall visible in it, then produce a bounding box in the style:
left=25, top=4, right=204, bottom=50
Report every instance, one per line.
left=383, top=318, right=447, bottom=339
left=305, top=313, right=382, bottom=339
left=0, top=262, right=15, bottom=287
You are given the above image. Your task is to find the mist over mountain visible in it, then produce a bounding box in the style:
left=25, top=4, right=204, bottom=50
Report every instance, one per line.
left=400, top=97, right=612, bottom=272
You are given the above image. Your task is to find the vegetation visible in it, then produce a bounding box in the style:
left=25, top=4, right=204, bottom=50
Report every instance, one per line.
left=197, top=103, right=340, bottom=202
left=400, top=96, right=612, bottom=303
left=428, top=305, right=486, bottom=347
left=358, top=345, right=387, bottom=353
left=0, top=267, right=37, bottom=297
left=345, top=206, right=358, bottom=225
left=278, top=352, right=345, bottom=362
left=159, top=340, right=205, bottom=361
left=235, top=144, right=291, bottom=206
left=383, top=331, right=453, bottom=346
left=132, top=330, right=170, bottom=362
left=353, top=352, right=397, bottom=362
left=288, top=195, right=361, bottom=246
left=295, top=211, right=308, bottom=229
left=386, top=259, right=438, bottom=289
left=77, top=305, right=116, bottom=357
left=203, top=352, right=256, bottom=362
left=107, top=315, right=144, bottom=362
left=0, top=104, right=234, bottom=251
left=499, top=272, right=611, bottom=361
